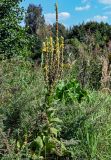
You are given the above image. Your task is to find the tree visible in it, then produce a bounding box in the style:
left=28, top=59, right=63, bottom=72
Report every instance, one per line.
left=67, top=21, right=111, bottom=46
left=0, top=0, right=29, bottom=58
left=25, top=4, right=45, bottom=36
left=25, top=4, right=46, bottom=60
left=52, top=23, right=67, bottom=39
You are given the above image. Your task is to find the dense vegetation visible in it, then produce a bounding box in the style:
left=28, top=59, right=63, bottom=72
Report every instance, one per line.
left=0, top=0, right=111, bottom=159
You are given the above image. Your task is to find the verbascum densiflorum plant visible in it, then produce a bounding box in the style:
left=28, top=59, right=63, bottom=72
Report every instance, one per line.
left=15, top=3, right=70, bottom=159
left=42, top=3, right=64, bottom=94
left=31, top=2, right=68, bottom=159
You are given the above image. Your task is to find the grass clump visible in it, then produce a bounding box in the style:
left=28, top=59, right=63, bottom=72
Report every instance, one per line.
left=58, top=91, right=111, bottom=159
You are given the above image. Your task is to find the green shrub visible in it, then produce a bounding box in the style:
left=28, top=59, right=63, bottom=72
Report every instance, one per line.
left=0, top=56, right=45, bottom=139
left=58, top=91, right=111, bottom=159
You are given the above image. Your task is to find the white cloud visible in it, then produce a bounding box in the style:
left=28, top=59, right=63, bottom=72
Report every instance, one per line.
left=75, top=5, right=91, bottom=11
left=99, top=0, right=111, bottom=4
left=59, top=12, right=70, bottom=19
left=44, top=12, right=70, bottom=24
left=87, top=15, right=108, bottom=22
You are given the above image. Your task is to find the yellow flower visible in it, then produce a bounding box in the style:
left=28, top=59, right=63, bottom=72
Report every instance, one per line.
left=42, top=42, right=46, bottom=52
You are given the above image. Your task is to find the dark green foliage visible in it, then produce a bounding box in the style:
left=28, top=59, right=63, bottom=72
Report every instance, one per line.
left=25, top=4, right=46, bottom=60
left=68, top=22, right=111, bottom=47
left=25, top=4, right=45, bottom=36
left=29, top=35, right=42, bottom=60
left=0, top=0, right=31, bottom=58
left=88, top=59, right=102, bottom=90
left=52, top=23, right=68, bottom=39
left=65, top=38, right=81, bottom=58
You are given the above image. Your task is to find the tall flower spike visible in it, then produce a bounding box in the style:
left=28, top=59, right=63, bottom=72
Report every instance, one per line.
left=55, top=1, right=60, bottom=79
left=55, top=2, right=58, bottom=39
left=42, top=2, right=64, bottom=93
left=60, top=36, right=64, bottom=74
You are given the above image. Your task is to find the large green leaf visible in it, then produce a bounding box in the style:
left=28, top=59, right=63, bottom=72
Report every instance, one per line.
left=35, top=136, right=43, bottom=150
left=50, top=127, right=58, bottom=137
left=50, top=118, right=62, bottom=123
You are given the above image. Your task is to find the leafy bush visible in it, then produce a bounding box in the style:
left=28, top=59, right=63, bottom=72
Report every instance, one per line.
left=55, top=79, right=88, bottom=104
left=0, top=56, right=45, bottom=143
left=0, top=0, right=31, bottom=58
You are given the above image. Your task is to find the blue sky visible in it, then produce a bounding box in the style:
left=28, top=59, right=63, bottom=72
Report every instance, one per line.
left=21, top=0, right=111, bottom=27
